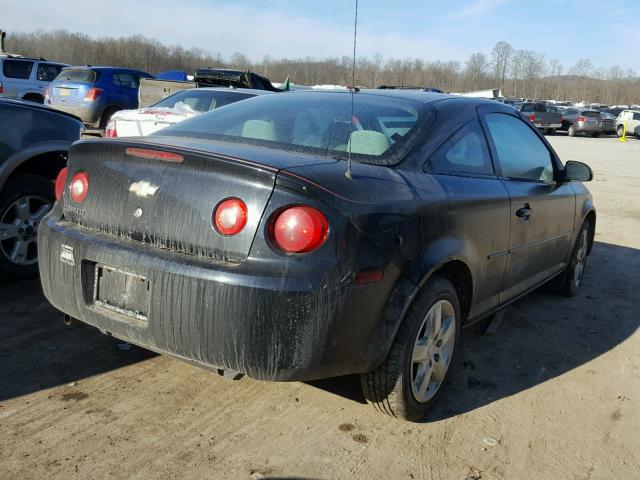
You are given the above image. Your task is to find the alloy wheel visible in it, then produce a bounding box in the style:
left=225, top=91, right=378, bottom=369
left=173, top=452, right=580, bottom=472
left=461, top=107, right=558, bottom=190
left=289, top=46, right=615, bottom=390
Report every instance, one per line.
left=410, top=299, right=456, bottom=403
left=0, top=195, right=52, bottom=266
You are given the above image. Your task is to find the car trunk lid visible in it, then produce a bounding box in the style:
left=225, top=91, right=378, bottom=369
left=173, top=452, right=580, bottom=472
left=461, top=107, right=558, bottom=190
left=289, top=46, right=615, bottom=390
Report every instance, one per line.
left=62, top=140, right=279, bottom=262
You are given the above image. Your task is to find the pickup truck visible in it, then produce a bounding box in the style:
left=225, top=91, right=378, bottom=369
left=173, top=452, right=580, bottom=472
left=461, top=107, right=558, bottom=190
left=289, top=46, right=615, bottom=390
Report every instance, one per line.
left=139, top=68, right=284, bottom=108
left=512, top=102, right=563, bottom=135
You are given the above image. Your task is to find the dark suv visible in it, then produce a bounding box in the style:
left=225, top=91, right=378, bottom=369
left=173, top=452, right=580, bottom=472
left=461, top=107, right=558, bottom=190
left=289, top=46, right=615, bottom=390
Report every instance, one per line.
left=46, top=66, right=153, bottom=130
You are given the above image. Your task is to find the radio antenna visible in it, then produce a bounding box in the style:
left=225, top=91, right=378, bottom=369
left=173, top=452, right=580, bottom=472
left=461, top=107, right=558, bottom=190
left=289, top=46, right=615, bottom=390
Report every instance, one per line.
left=345, top=0, right=359, bottom=180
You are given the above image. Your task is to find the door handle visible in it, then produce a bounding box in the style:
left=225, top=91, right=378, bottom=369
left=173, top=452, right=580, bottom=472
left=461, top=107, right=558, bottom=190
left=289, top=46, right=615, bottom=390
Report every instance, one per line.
left=516, top=204, right=533, bottom=220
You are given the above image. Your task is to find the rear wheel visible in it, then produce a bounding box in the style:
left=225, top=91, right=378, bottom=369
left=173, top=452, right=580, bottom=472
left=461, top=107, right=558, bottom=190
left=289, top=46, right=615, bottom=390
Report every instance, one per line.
left=0, top=174, right=53, bottom=281
left=617, top=126, right=625, bottom=137
left=99, top=106, right=120, bottom=131
left=567, top=125, right=577, bottom=137
left=546, top=128, right=556, bottom=135
left=360, top=276, right=460, bottom=421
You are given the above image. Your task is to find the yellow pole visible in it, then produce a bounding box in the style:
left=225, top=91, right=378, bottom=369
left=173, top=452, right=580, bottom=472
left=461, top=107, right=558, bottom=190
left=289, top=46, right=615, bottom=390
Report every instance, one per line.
left=620, top=121, right=627, bottom=143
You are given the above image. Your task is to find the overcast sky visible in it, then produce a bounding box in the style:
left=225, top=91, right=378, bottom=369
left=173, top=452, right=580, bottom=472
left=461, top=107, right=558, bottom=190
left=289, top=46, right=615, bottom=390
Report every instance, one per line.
left=3, top=0, right=639, bottom=71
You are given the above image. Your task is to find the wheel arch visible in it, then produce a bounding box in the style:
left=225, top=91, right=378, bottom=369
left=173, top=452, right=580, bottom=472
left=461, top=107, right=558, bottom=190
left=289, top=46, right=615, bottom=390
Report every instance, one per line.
left=366, top=254, right=475, bottom=370
left=0, top=142, right=71, bottom=191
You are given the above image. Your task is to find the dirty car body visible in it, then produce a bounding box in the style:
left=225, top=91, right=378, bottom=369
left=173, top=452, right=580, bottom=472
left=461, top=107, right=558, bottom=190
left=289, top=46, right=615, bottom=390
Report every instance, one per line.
left=39, top=91, right=595, bottom=411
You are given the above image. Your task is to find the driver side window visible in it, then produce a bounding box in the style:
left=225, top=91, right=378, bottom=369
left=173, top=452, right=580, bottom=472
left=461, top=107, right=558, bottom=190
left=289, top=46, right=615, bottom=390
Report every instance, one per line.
left=485, top=113, right=555, bottom=183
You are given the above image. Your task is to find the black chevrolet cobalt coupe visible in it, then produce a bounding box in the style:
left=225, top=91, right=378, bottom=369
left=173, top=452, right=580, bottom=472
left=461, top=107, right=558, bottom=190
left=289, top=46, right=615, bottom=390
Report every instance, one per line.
left=39, top=90, right=595, bottom=421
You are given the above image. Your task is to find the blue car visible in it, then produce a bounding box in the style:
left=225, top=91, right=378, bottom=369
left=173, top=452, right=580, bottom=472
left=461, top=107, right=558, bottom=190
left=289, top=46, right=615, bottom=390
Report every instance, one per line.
left=45, top=66, right=153, bottom=129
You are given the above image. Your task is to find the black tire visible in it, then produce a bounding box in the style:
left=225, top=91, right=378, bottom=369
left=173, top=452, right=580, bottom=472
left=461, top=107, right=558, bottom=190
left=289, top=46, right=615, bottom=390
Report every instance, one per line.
left=616, top=126, right=625, bottom=137
left=547, top=221, right=591, bottom=297
left=360, top=276, right=461, bottom=421
left=99, top=106, right=120, bottom=130
left=546, top=128, right=556, bottom=135
left=591, top=133, right=600, bottom=138
left=567, top=125, right=577, bottom=137
left=0, top=174, right=54, bottom=281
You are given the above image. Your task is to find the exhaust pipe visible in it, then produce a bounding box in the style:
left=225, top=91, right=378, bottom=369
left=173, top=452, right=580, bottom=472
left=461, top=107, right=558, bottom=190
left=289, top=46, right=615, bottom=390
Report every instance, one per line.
left=0, top=30, right=6, bottom=55
left=63, top=314, right=74, bottom=326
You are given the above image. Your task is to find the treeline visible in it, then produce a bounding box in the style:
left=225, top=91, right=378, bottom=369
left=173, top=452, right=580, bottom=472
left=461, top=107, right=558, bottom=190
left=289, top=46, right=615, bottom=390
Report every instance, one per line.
left=6, top=30, right=640, bottom=105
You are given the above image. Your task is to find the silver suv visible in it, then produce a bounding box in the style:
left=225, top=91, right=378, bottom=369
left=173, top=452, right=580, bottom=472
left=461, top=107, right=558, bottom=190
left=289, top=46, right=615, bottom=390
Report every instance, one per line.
left=616, top=110, right=640, bottom=138
left=0, top=55, right=67, bottom=103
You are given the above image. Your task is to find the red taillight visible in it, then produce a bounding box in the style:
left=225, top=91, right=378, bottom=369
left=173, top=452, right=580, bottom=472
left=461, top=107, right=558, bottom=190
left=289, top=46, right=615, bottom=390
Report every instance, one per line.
left=44, top=86, right=51, bottom=103
left=0, top=81, right=3, bottom=94
left=105, top=118, right=117, bottom=137
left=125, top=147, right=184, bottom=163
left=272, top=206, right=329, bottom=254
left=560, top=115, right=563, bottom=123
left=577, top=116, right=585, bottom=122
left=54, top=167, right=69, bottom=201
left=84, top=88, right=102, bottom=101
left=214, top=198, right=248, bottom=236
left=69, top=171, right=89, bottom=203
left=529, top=114, right=535, bottom=122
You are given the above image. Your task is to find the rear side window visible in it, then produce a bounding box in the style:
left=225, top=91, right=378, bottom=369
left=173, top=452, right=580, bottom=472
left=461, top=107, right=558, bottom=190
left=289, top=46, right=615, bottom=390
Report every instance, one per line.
left=426, top=119, right=494, bottom=176
left=55, top=69, right=97, bottom=83
left=485, top=113, right=554, bottom=183
left=634, top=113, right=640, bottom=121
left=113, top=73, right=140, bottom=88
left=2, top=60, right=34, bottom=79
left=36, top=63, right=64, bottom=82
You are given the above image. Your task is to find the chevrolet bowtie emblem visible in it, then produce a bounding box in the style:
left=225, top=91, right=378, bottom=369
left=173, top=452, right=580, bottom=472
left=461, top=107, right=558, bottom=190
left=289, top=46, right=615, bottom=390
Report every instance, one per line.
left=129, top=181, right=159, bottom=198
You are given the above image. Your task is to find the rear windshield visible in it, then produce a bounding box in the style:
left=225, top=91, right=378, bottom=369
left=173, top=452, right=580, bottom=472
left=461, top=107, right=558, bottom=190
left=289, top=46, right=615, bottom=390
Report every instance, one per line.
left=55, top=69, right=97, bottom=84
left=153, top=90, right=255, bottom=113
left=158, top=92, right=432, bottom=165
left=582, top=111, right=600, bottom=117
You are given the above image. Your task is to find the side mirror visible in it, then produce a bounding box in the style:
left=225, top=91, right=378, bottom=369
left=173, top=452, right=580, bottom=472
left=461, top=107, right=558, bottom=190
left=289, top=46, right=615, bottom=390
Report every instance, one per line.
left=563, top=161, right=593, bottom=182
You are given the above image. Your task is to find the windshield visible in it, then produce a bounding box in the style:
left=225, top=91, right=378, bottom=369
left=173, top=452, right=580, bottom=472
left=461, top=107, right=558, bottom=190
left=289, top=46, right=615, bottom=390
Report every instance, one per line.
left=152, top=90, right=254, bottom=113
left=582, top=111, right=600, bottom=117
left=55, top=69, right=97, bottom=84
left=158, top=92, right=432, bottom=165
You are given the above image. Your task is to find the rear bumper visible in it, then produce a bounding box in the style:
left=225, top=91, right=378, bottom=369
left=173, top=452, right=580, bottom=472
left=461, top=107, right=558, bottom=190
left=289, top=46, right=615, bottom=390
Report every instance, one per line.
left=38, top=213, right=399, bottom=381
left=48, top=102, right=102, bottom=126
left=534, top=122, right=562, bottom=129
left=575, top=123, right=604, bottom=133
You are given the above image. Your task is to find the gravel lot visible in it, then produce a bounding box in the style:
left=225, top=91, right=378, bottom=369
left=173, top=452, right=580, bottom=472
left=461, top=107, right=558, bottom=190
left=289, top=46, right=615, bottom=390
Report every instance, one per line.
left=1, top=134, right=639, bottom=480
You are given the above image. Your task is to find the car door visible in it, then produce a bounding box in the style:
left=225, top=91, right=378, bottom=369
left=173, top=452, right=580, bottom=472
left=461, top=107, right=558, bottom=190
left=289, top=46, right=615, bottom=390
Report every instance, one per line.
left=113, top=72, right=141, bottom=109
left=420, top=117, right=511, bottom=318
left=481, top=111, right=575, bottom=301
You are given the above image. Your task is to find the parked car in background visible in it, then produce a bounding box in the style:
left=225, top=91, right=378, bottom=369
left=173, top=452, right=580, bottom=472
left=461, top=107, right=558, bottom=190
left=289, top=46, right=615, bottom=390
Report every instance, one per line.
left=0, top=55, right=67, bottom=103
left=40, top=91, right=595, bottom=422
left=560, top=108, right=604, bottom=137
left=46, top=66, right=153, bottom=130
left=616, top=110, right=640, bottom=137
left=600, top=112, right=617, bottom=135
left=512, top=102, right=563, bottom=134
left=0, top=98, right=82, bottom=280
left=138, top=68, right=284, bottom=108
left=105, top=87, right=271, bottom=138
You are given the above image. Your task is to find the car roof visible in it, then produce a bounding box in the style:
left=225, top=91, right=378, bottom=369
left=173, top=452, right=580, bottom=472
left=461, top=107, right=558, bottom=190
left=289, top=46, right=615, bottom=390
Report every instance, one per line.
left=185, top=87, right=274, bottom=96
left=0, top=55, right=66, bottom=65
left=281, top=88, right=500, bottom=107
left=62, top=66, right=149, bottom=73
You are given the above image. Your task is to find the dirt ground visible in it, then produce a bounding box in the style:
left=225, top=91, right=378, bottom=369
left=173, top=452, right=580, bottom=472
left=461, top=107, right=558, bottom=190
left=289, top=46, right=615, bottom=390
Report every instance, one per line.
left=1, top=135, right=639, bottom=480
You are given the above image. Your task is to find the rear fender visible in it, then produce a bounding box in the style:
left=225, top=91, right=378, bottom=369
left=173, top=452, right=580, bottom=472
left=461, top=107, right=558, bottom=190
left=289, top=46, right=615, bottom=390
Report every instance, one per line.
left=0, top=141, right=72, bottom=190
left=365, top=234, right=475, bottom=368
